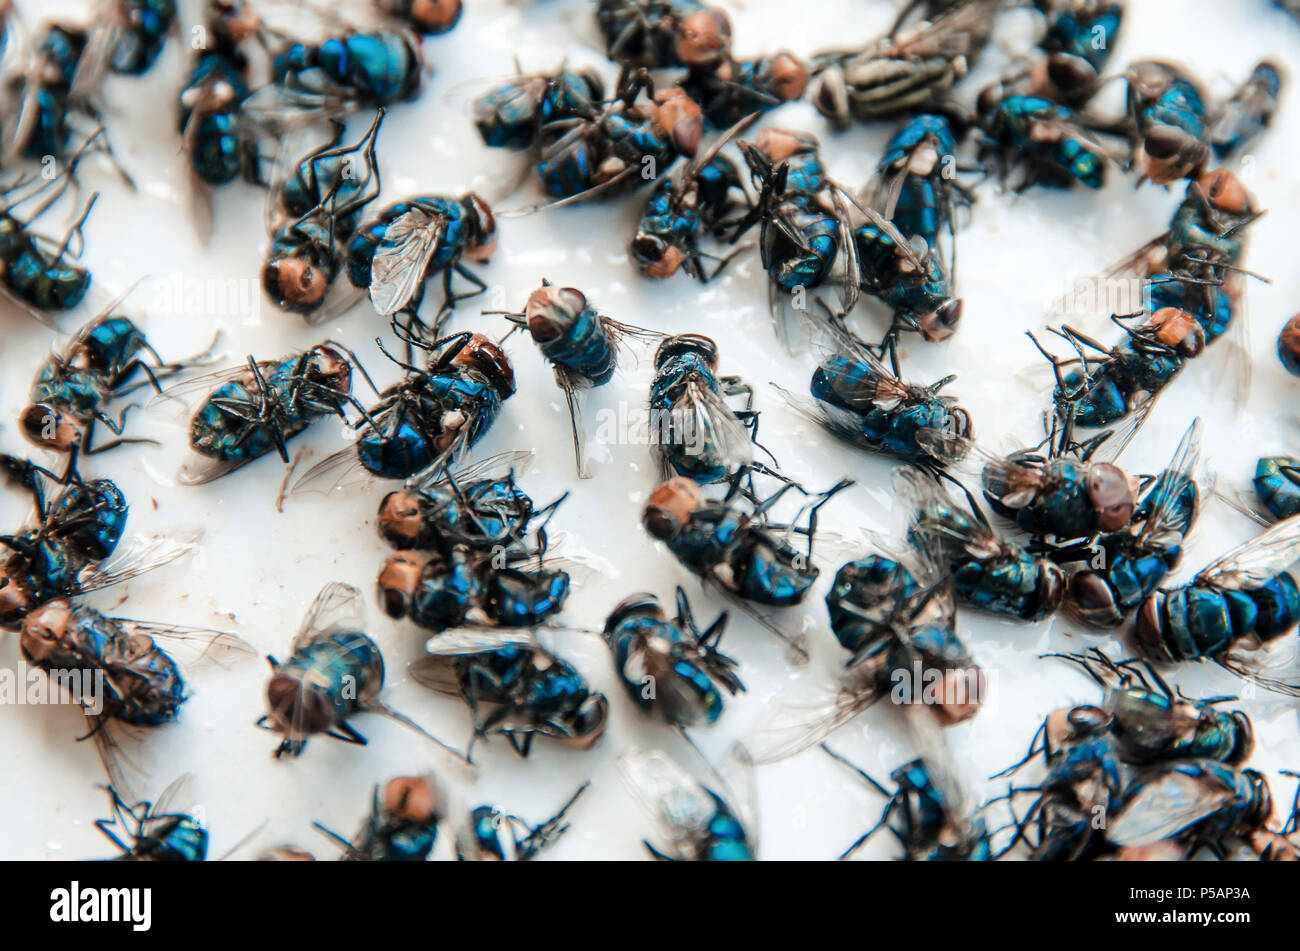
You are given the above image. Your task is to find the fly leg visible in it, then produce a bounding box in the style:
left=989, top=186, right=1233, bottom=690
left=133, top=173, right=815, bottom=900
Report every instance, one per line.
left=83, top=405, right=160, bottom=455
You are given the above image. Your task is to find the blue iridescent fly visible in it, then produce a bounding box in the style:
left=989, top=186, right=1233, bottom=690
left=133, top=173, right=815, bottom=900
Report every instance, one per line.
left=2, top=15, right=138, bottom=172
left=679, top=51, right=809, bottom=130
left=1122, top=60, right=1211, bottom=185
left=292, top=328, right=516, bottom=495
left=376, top=480, right=570, bottom=634
left=374, top=450, right=536, bottom=553
left=1134, top=515, right=1300, bottom=697
left=962, top=406, right=1145, bottom=542
left=260, top=582, right=466, bottom=760
left=977, top=1, right=1123, bottom=108
left=808, top=0, right=998, bottom=129
left=20, top=597, right=251, bottom=731
left=1034, top=279, right=1240, bottom=442
left=897, top=466, right=1066, bottom=622
left=642, top=464, right=852, bottom=660
left=755, top=549, right=981, bottom=764
left=95, top=774, right=208, bottom=862
left=472, top=66, right=604, bottom=152
left=618, top=744, right=756, bottom=861
left=1279, top=314, right=1300, bottom=377
left=1048, top=648, right=1255, bottom=767
left=649, top=334, right=760, bottom=485
left=603, top=587, right=744, bottom=729
left=106, top=0, right=177, bottom=75
left=864, top=114, right=970, bottom=260
left=0, top=162, right=99, bottom=322
left=160, top=342, right=373, bottom=485
left=823, top=744, right=991, bottom=861
left=774, top=305, right=972, bottom=472
left=272, top=27, right=422, bottom=111
left=177, top=1, right=268, bottom=237
left=993, top=653, right=1253, bottom=859
left=1252, top=456, right=1300, bottom=522
left=22, top=300, right=216, bottom=456
left=491, top=281, right=660, bottom=477
left=631, top=113, right=756, bottom=282
left=979, top=94, right=1112, bottom=190
left=846, top=199, right=963, bottom=349
left=18, top=594, right=252, bottom=795
left=263, top=111, right=385, bottom=319
left=531, top=70, right=702, bottom=204
left=596, top=0, right=731, bottom=72
left=410, top=629, right=609, bottom=758
left=0, top=455, right=193, bottom=631
left=1210, top=61, right=1283, bottom=160
left=990, top=699, right=1125, bottom=861
left=1052, top=419, right=1202, bottom=629
left=347, top=193, right=497, bottom=333
left=728, top=128, right=853, bottom=349
left=454, top=783, right=589, bottom=861
left=314, top=774, right=443, bottom=861
left=1107, top=759, right=1275, bottom=860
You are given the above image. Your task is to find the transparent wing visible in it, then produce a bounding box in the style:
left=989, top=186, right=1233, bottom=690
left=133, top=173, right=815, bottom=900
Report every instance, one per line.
left=176, top=455, right=255, bottom=487
left=147, top=361, right=268, bottom=408
left=1107, top=769, right=1233, bottom=848
left=408, top=450, right=535, bottom=491
left=892, top=465, right=1003, bottom=559
left=370, top=207, right=445, bottom=316
left=888, top=0, right=997, bottom=57
left=900, top=702, right=974, bottom=819
left=119, top=621, right=256, bottom=670
left=617, top=750, right=714, bottom=859
left=714, top=742, right=758, bottom=848
left=75, top=536, right=197, bottom=594
left=288, top=444, right=373, bottom=497
left=294, top=582, right=366, bottom=649
left=422, top=628, right=541, bottom=656
left=147, top=773, right=199, bottom=821
left=1197, top=515, right=1300, bottom=590
left=1218, top=638, right=1300, bottom=699
left=91, top=717, right=147, bottom=808
left=1132, top=417, right=1203, bottom=542
left=752, top=684, right=881, bottom=764
left=67, top=18, right=117, bottom=104
left=671, top=380, right=753, bottom=472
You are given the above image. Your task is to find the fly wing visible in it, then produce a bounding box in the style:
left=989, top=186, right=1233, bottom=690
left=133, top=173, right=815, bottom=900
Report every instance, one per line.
left=422, top=628, right=541, bottom=655
left=714, top=742, right=758, bottom=850
left=1197, top=514, right=1300, bottom=590
left=67, top=16, right=117, bottom=105
left=617, top=750, right=715, bottom=860
left=408, top=654, right=461, bottom=696
left=1218, top=638, right=1300, bottom=699
left=671, top=380, right=754, bottom=473
left=752, top=684, right=882, bottom=764
left=288, top=444, right=373, bottom=498
left=146, top=361, right=268, bottom=410
left=1131, top=418, right=1202, bottom=542
left=147, top=773, right=199, bottom=822
left=893, top=465, right=1003, bottom=561
left=408, top=450, right=536, bottom=491
left=293, top=582, right=366, bottom=650
left=75, top=536, right=197, bottom=594
left=370, top=207, right=445, bottom=316
left=119, top=621, right=257, bottom=670
left=1107, top=768, right=1233, bottom=847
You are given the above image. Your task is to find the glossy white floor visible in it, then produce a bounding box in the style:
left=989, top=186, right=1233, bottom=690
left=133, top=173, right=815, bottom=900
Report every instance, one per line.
left=2, top=0, right=1299, bottom=860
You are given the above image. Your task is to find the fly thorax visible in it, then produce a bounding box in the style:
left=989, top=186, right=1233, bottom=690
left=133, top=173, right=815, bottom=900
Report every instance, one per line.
left=908, top=146, right=938, bottom=177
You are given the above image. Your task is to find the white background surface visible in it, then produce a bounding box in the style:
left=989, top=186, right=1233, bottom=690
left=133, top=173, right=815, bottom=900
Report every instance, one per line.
left=2, top=0, right=1300, bottom=860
